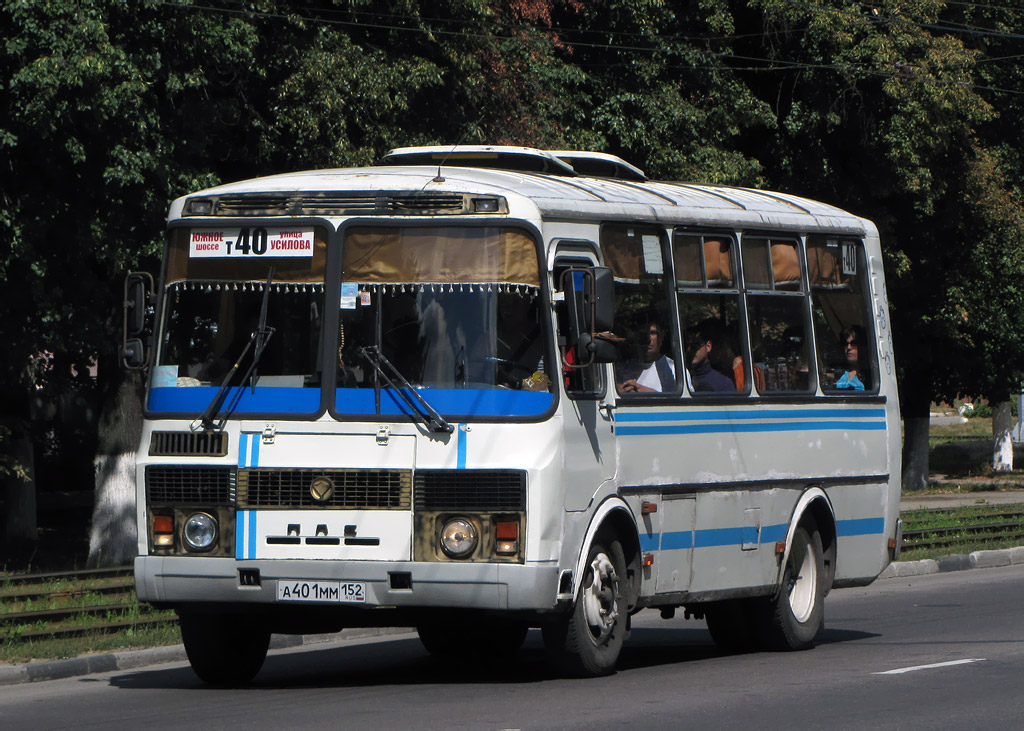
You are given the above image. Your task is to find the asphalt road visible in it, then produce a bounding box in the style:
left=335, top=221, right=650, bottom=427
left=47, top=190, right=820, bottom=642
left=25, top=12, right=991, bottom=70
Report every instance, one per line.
left=2, top=565, right=1023, bottom=730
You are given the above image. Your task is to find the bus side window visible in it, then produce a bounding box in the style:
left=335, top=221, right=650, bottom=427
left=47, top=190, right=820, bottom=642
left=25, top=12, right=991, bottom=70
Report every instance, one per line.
left=808, top=237, right=878, bottom=394
left=742, top=238, right=813, bottom=394
left=675, top=233, right=747, bottom=394
left=602, top=224, right=679, bottom=396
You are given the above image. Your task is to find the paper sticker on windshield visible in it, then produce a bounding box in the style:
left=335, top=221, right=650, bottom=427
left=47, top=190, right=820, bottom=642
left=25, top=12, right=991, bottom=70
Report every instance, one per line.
left=189, top=228, right=315, bottom=258
left=340, top=282, right=357, bottom=310
left=641, top=235, right=664, bottom=275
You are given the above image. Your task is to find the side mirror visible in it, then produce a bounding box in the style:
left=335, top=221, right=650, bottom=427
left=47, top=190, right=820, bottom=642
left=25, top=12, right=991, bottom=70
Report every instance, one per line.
left=123, top=272, right=154, bottom=369
left=561, top=266, right=617, bottom=366
left=591, top=267, right=614, bottom=332
left=125, top=274, right=151, bottom=336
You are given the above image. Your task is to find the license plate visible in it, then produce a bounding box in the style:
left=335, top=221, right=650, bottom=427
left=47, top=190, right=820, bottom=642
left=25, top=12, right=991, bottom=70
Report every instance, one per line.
left=277, top=580, right=366, bottom=603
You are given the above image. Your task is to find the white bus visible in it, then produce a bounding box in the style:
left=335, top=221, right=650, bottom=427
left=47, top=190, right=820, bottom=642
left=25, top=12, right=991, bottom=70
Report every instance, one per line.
left=125, top=145, right=901, bottom=684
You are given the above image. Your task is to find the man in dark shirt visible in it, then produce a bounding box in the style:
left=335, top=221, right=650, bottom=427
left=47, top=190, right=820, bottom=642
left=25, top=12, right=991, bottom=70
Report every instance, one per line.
left=688, top=319, right=735, bottom=392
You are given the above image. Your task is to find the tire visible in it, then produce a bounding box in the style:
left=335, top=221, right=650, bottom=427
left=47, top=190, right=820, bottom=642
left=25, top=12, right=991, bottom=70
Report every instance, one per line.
left=416, top=620, right=529, bottom=661
left=179, top=612, right=271, bottom=686
left=758, top=523, right=826, bottom=651
left=704, top=599, right=759, bottom=654
left=543, top=537, right=628, bottom=677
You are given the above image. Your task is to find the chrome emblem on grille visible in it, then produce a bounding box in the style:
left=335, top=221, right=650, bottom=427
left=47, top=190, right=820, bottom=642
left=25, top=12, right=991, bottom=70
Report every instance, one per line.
left=310, top=476, right=335, bottom=502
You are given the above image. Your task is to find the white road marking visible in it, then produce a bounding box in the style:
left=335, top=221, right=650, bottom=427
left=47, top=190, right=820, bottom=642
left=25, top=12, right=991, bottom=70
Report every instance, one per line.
left=873, top=658, right=986, bottom=675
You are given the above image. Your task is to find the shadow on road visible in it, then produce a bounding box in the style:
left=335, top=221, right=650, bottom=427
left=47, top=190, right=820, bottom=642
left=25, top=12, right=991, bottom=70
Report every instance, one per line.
left=108, top=621, right=878, bottom=690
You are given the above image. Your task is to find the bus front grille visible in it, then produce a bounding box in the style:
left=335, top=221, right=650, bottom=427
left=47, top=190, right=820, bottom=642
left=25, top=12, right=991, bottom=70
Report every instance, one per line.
left=149, top=431, right=228, bottom=457
left=414, top=470, right=526, bottom=511
left=237, top=469, right=412, bottom=509
left=146, top=465, right=234, bottom=505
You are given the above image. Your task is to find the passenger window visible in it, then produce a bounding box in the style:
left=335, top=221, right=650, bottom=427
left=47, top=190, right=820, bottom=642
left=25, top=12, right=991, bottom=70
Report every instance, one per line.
left=743, top=237, right=812, bottom=393
left=603, top=225, right=679, bottom=396
left=674, top=232, right=747, bottom=394
left=808, top=237, right=878, bottom=394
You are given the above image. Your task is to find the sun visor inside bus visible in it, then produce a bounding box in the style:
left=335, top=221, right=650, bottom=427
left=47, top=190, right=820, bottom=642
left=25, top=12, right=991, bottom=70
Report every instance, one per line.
left=341, top=228, right=540, bottom=287
left=771, top=241, right=800, bottom=287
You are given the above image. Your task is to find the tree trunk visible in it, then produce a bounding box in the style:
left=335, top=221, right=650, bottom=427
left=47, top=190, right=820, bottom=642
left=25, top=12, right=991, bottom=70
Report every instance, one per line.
left=992, top=400, right=1013, bottom=472
left=902, top=416, right=931, bottom=491
left=901, top=365, right=933, bottom=491
left=88, top=369, right=143, bottom=568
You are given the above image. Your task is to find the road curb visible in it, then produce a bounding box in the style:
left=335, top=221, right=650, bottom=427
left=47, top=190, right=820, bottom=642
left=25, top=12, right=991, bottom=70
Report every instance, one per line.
left=0, top=626, right=412, bottom=687
left=879, top=545, right=1024, bottom=579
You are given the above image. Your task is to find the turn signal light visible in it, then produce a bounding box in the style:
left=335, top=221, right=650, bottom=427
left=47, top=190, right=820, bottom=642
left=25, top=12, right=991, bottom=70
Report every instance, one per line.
left=495, top=520, right=519, bottom=555
left=153, top=514, right=174, bottom=546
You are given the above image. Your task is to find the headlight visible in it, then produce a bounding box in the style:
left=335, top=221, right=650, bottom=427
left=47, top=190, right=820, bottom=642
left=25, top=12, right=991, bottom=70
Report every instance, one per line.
left=440, top=517, right=477, bottom=558
left=183, top=512, right=218, bottom=550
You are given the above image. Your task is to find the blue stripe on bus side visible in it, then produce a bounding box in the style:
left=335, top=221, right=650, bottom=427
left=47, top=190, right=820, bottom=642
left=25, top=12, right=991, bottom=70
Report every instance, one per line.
left=760, top=523, right=789, bottom=543
left=836, top=517, right=886, bottom=536
left=661, top=531, right=694, bottom=550
left=250, top=435, right=260, bottom=468
left=694, top=526, right=747, bottom=548
left=615, top=408, right=886, bottom=423
left=617, top=420, right=885, bottom=436
left=639, top=520, right=882, bottom=552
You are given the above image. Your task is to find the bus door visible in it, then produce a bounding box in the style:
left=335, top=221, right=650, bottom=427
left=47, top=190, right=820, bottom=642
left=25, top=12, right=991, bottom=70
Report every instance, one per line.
left=554, top=247, right=617, bottom=511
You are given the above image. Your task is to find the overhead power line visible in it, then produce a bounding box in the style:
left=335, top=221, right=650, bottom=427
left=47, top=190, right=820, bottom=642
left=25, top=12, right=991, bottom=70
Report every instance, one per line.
left=150, top=0, right=1024, bottom=96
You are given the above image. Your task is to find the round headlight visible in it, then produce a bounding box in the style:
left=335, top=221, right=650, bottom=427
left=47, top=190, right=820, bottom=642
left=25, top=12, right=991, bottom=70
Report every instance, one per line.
left=183, top=512, right=218, bottom=550
left=440, top=518, right=477, bottom=558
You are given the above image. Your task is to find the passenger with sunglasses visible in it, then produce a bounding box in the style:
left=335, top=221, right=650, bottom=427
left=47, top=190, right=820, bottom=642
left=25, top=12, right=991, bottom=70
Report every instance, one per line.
left=836, top=325, right=866, bottom=391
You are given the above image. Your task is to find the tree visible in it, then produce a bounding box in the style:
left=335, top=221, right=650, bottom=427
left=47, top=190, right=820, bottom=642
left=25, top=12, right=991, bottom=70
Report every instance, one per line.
left=726, top=0, right=1020, bottom=489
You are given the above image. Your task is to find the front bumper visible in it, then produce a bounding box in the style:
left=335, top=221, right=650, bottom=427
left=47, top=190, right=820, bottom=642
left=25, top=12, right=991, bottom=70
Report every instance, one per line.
left=135, top=556, right=561, bottom=612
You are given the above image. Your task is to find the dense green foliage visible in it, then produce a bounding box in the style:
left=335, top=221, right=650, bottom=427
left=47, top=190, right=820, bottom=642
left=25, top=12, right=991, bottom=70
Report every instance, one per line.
left=4, top=0, right=1024, bottom=488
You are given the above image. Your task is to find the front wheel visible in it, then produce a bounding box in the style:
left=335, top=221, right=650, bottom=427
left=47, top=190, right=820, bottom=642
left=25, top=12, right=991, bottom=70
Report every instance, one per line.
left=543, top=537, right=628, bottom=677
left=179, top=612, right=271, bottom=686
left=757, top=523, right=826, bottom=650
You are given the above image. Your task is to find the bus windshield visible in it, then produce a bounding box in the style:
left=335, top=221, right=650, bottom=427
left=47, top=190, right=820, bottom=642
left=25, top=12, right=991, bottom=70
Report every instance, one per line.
left=336, top=226, right=553, bottom=419
left=148, top=226, right=328, bottom=415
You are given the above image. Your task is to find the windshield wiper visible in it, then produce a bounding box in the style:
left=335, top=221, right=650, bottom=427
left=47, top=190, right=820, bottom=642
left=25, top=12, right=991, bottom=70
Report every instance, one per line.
left=191, top=267, right=276, bottom=432
left=358, top=346, right=454, bottom=434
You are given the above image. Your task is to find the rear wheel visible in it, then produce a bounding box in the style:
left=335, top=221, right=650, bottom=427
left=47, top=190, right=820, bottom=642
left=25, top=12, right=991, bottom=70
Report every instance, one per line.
left=179, top=612, right=271, bottom=686
left=758, top=523, right=825, bottom=650
left=543, top=537, right=628, bottom=677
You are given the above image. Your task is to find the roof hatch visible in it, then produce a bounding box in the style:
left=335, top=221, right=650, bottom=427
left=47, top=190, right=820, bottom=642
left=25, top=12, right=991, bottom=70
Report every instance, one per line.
left=380, top=145, right=646, bottom=181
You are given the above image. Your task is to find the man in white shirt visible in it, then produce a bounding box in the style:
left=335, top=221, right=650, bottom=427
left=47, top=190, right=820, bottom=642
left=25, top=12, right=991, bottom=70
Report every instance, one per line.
left=618, top=322, right=676, bottom=393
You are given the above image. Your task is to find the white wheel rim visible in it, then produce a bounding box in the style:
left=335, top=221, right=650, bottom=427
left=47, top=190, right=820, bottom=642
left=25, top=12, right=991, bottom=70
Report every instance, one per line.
left=787, top=537, right=818, bottom=624
left=581, top=551, right=619, bottom=643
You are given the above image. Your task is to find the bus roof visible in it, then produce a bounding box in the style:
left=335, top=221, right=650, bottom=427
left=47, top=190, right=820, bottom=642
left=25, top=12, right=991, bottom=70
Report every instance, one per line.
left=170, top=146, right=872, bottom=236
